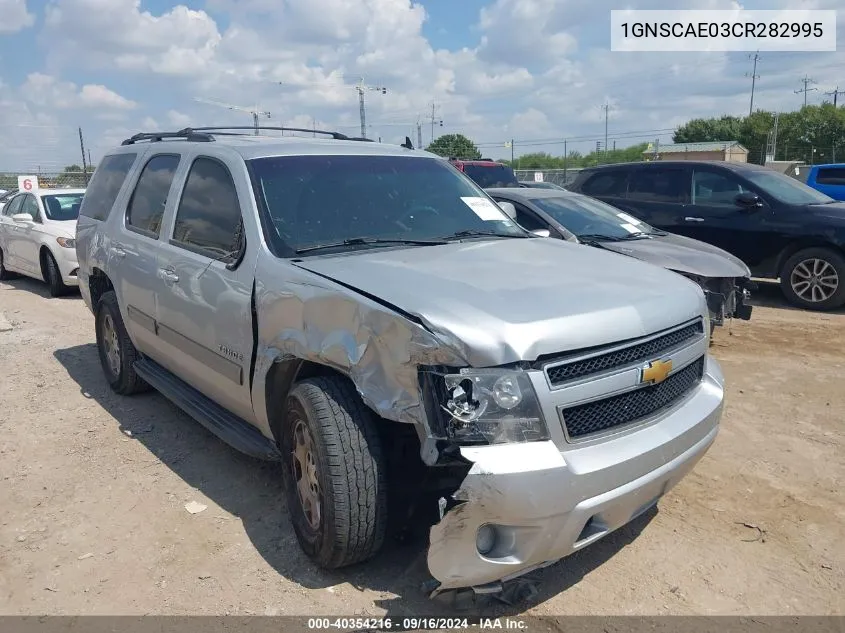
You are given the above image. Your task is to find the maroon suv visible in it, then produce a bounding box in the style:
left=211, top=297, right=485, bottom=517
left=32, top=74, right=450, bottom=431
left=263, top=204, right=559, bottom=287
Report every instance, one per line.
left=449, top=158, right=519, bottom=188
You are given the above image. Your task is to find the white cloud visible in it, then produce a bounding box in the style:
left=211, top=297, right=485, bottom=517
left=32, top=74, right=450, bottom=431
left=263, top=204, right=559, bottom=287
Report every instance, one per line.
left=0, top=0, right=840, bottom=170
left=19, top=73, right=136, bottom=111
left=0, top=0, right=34, bottom=33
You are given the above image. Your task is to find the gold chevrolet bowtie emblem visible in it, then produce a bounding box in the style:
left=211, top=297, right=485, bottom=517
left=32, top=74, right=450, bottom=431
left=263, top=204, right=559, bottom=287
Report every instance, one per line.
left=641, top=359, right=673, bottom=385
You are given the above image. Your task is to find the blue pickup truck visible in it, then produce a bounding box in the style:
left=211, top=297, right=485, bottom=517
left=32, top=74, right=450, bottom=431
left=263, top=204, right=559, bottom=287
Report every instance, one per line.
left=796, top=164, right=845, bottom=200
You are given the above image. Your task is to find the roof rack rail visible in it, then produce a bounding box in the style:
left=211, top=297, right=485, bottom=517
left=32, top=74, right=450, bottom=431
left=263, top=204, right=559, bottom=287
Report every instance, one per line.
left=119, top=126, right=385, bottom=146
left=183, top=126, right=373, bottom=141
left=121, top=130, right=215, bottom=145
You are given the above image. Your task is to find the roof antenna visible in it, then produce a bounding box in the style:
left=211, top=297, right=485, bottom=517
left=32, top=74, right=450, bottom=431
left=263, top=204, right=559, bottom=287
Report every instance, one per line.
left=401, top=136, right=414, bottom=150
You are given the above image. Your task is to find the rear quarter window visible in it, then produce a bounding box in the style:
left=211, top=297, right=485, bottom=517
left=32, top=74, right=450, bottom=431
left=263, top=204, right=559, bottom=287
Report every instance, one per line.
left=79, top=153, right=138, bottom=221
left=580, top=171, right=628, bottom=196
left=816, top=168, right=845, bottom=186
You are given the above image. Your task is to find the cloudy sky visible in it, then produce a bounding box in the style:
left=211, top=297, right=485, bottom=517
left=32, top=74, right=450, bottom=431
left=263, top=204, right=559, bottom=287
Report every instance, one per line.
left=0, top=0, right=842, bottom=171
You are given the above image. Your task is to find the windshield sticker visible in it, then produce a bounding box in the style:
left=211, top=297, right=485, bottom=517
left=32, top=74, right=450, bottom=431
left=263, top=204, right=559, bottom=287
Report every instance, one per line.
left=461, top=197, right=507, bottom=221
left=617, top=212, right=642, bottom=225
left=620, top=223, right=640, bottom=234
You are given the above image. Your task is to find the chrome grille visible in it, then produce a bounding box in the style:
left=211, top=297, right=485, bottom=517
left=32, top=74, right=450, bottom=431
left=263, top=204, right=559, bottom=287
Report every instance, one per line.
left=545, top=321, right=703, bottom=386
left=561, top=357, right=705, bottom=440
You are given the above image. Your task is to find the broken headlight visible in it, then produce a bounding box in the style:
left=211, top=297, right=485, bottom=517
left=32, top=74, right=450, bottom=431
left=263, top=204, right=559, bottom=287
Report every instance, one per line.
left=440, top=370, right=549, bottom=445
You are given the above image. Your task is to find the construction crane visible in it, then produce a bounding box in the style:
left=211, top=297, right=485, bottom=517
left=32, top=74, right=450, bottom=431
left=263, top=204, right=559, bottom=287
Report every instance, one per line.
left=193, top=97, right=271, bottom=135
left=352, top=78, right=387, bottom=140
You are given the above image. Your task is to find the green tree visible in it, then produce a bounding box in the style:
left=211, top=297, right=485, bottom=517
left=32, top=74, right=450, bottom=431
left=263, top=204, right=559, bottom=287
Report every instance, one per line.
left=673, top=105, right=845, bottom=164
left=426, top=134, right=481, bottom=159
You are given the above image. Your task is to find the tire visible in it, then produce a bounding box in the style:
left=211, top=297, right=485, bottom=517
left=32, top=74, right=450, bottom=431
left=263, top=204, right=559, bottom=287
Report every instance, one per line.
left=0, top=248, right=17, bottom=280
left=44, top=251, right=68, bottom=297
left=281, top=376, right=387, bottom=569
left=780, top=247, right=845, bottom=311
left=95, top=291, right=149, bottom=395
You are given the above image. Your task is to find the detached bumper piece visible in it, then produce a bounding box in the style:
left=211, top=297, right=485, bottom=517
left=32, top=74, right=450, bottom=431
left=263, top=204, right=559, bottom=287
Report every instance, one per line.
left=702, top=277, right=753, bottom=325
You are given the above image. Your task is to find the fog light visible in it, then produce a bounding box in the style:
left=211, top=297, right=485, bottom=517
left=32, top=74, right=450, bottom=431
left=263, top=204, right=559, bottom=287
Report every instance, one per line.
left=492, top=375, right=522, bottom=409
left=476, top=524, right=496, bottom=556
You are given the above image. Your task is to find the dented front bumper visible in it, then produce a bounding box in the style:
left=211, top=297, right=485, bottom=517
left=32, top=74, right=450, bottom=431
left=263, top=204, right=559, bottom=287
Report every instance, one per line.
left=427, top=356, right=724, bottom=592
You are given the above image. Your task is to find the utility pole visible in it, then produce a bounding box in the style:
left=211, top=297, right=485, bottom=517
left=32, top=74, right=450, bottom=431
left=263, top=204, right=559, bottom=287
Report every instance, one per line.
left=78, top=127, right=88, bottom=175
left=771, top=112, right=780, bottom=161
left=353, top=78, right=387, bottom=139
left=824, top=86, right=844, bottom=107
left=746, top=52, right=761, bottom=116
left=510, top=140, right=514, bottom=163
left=563, top=139, right=567, bottom=181
left=428, top=103, right=443, bottom=145
left=795, top=75, right=817, bottom=108
left=601, top=103, right=612, bottom=161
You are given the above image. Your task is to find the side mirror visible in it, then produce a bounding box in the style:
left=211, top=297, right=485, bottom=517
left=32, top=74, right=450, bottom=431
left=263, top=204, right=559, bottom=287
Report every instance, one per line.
left=735, top=192, right=763, bottom=211
left=531, top=229, right=551, bottom=238
left=12, top=213, right=33, bottom=223
left=497, top=201, right=517, bottom=220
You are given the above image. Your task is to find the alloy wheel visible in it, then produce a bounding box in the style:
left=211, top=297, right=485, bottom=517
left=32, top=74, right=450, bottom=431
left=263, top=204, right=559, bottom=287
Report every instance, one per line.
left=790, top=258, right=839, bottom=303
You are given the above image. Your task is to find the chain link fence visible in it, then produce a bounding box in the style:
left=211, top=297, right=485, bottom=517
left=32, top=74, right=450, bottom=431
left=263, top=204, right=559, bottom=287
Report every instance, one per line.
left=0, top=171, right=91, bottom=192
left=513, top=168, right=585, bottom=187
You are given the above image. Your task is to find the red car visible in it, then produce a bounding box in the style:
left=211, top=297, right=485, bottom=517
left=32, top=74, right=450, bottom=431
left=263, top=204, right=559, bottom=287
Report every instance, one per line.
left=449, top=158, right=520, bottom=188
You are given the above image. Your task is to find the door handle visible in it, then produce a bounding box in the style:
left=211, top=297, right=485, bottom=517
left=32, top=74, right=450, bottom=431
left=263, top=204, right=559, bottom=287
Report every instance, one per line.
left=109, top=245, right=127, bottom=258
left=158, top=268, right=179, bottom=283
left=684, top=217, right=705, bottom=222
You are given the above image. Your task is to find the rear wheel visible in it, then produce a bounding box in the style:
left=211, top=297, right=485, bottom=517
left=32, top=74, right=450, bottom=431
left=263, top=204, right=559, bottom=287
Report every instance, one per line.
left=44, top=251, right=68, bottom=297
left=281, top=376, right=387, bottom=569
left=780, top=247, right=845, bottom=311
left=95, top=291, right=149, bottom=395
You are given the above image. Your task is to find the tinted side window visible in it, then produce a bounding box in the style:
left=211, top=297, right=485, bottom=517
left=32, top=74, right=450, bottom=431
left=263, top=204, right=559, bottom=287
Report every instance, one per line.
left=126, top=155, right=180, bottom=237
left=172, top=157, right=243, bottom=261
left=692, top=170, right=749, bottom=205
left=581, top=171, right=628, bottom=196
left=628, top=168, right=688, bottom=203
left=816, top=168, right=845, bottom=185
left=79, top=153, right=138, bottom=221
left=4, top=195, right=23, bottom=216
left=514, top=206, right=548, bottom=232
left=21, top=195, right=40, bottom=221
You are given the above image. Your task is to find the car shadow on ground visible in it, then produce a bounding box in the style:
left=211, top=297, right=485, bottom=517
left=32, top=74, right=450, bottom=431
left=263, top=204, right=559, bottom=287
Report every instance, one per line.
left=1, top=275, right=81, bottom=299
left=54, top=342, right=658, bottom=617
left=748, top=278, right=845, bottom=315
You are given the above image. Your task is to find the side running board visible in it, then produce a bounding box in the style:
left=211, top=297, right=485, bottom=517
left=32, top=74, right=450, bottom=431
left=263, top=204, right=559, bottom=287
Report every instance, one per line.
left=134, top=358, right=282, bottom=462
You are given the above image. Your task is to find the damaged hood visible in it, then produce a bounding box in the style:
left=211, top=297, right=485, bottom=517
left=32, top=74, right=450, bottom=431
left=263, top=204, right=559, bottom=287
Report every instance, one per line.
left=596, top=233, right=751, bottom=279
left=293, top=238, right=706, bottom=367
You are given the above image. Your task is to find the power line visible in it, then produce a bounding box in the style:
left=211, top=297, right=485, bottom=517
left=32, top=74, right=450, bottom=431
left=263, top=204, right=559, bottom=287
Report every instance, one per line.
left=795, top=75, right=817, bottom=108
left=746, top=52, right=761, bottom=115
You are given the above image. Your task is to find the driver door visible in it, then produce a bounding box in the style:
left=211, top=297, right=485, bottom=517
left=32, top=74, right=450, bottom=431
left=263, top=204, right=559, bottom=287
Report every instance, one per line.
left=0, top=195, right=24, bottom=270
left=684, top=168, right=781, bottom=269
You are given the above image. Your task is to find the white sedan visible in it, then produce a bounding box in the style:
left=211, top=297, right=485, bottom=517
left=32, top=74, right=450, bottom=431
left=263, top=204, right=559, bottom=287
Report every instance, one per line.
left=0, top=188, right=85, bottom=296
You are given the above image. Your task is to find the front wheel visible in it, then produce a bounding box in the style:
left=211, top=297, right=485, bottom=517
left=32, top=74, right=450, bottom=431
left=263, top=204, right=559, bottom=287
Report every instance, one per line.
left=44, top=251, right=68, bottom=297
left=780, top=247, right=845, bottom=311
left=0, top=248, right=17, bottom=280
left=282, top=376, right=387, bottom=569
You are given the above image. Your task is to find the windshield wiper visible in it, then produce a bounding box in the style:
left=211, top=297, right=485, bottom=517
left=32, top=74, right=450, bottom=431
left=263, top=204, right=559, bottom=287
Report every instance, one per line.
left=577, top=233, right=624, bottom=243
left=441, top=229, right=529, bottom=241
left=618, top=231, right=654, bottom=240
left=295, top=236, right=446, bottom=254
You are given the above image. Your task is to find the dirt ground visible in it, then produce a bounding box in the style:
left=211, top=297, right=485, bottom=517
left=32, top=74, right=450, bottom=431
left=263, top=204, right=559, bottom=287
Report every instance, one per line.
left=0, top=276, right=842, bottom=617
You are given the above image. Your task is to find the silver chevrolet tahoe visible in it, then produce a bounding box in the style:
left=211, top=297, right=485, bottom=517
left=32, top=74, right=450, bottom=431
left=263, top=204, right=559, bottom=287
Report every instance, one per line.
left=75, top=127, right=724, bottom=597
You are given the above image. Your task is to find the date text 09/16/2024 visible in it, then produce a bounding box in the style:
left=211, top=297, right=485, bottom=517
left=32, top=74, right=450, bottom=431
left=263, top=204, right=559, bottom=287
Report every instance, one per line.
left=306, top=618, right=528, bottom=630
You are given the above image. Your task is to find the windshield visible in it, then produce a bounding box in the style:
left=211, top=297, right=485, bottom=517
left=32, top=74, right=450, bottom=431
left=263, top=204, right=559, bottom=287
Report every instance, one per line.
left=744, top=170, right=834, bottom=205
left=41, top=193, right=84, bottom=221
left=532, top=194, right=658, bottom=239
left=461, top=164, right=519, bottom=188
left=249, top=155, right=526, bottom=256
